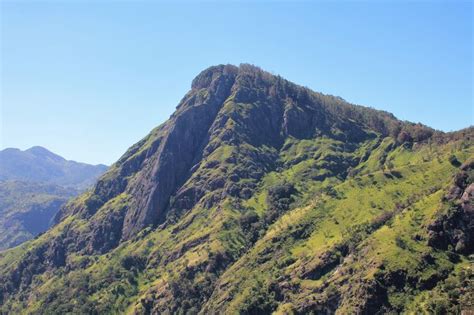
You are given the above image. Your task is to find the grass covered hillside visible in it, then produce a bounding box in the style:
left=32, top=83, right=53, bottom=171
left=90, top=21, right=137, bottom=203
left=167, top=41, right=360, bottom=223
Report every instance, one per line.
left=0, top=65, right=472, bottom=314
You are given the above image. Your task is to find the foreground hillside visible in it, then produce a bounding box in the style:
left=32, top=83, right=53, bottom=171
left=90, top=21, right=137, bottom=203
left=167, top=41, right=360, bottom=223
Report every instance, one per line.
left=0, top=65, right=472, bottom=314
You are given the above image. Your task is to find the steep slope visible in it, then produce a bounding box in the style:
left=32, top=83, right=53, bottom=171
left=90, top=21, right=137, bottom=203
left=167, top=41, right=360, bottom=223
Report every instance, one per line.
left=0, top=64, right=472, bottom=314
left=0, top=146, right=107, bottom=189
left=0, top=181, right=77, bottom=250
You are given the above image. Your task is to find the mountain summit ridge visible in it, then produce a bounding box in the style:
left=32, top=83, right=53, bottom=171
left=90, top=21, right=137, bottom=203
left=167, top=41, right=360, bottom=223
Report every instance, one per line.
left=0, top=64, right=472, bottom=314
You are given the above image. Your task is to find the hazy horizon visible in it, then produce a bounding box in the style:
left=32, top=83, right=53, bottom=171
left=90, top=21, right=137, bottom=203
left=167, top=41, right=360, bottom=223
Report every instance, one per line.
left=1, top=1, right=472, bottom=165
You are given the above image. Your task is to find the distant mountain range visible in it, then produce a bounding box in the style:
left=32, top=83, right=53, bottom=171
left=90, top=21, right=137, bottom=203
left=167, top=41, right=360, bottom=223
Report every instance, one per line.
left=0, top=146, right=107, bottom=250
left=0, top=146, right=107, bottom=189
left=0, top=65, right=472, bottom=314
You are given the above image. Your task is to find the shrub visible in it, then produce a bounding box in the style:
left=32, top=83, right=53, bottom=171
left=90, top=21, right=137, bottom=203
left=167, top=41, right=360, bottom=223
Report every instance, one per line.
left=448, top=155, right=461, bottom=167
left=395, top=237, right=407, bottom=249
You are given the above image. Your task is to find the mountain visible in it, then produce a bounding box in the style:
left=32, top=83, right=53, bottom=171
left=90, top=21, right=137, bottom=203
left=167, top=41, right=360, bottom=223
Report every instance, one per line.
left=0, top=146, right=107, bottom=189
left=0, top=64, right=472, bottom=314
left=0, top=147, right=107, bottom=250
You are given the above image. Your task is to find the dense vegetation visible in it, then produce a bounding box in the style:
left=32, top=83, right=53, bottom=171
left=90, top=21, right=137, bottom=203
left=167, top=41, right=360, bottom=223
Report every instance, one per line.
left=0, top=64, right=472, bottom=314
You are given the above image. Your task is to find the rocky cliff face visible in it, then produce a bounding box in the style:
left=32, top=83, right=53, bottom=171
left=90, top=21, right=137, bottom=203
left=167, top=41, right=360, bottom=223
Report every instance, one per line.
left=0, top=64, right=472, bottom=314
left=428, top=159, right=474, bottom=254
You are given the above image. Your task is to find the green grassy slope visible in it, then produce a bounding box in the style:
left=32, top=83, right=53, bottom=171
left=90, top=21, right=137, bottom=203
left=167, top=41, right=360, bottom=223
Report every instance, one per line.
left=1, top=133, right=471, bottom=314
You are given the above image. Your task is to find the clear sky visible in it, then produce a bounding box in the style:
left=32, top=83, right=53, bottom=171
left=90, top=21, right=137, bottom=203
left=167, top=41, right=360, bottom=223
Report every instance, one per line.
left=1, top=1, right=472, bottom=165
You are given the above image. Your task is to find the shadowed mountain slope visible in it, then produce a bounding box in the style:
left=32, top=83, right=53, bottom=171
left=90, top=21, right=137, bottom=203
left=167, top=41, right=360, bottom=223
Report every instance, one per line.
left=0, top=181, right=77, bottom=250
left=0, top=147, right=107, bottom=250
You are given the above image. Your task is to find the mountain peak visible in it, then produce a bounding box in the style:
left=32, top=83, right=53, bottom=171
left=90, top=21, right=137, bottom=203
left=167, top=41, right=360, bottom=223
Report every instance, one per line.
left=190, top=63, right=275, bottom=90
left=26, top=146, right=64, bottom=161
left=191, top=64, right=238, bottom=89
left=0, top=146, right=107, bottom=189
left=27, top=145, right=52, bottom=153
left=62, top=64, right=439, bottom=240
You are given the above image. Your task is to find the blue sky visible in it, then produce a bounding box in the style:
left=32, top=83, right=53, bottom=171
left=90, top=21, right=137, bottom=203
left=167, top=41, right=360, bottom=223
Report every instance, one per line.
left=1, top=1, right=472, bottom=165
